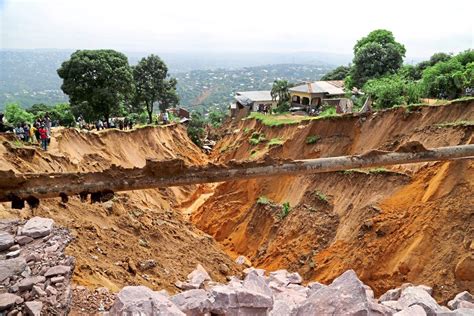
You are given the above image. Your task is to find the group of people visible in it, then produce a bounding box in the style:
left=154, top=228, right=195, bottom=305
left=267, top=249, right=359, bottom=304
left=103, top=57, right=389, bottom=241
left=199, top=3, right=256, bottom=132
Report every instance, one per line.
left=94, top=117, right=134, bottom=131
left=257, top=104, right=271, bottom=115
left=14, top=114, right=51, bottom=151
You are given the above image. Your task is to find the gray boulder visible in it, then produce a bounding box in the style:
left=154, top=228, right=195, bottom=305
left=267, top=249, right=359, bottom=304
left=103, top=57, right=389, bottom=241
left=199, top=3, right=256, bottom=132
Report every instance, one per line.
left=394, top=304, right=427, bottom=316
left=15, top=275, right=46, bottom=291
left=243, top=270, right=273, bottom=298
left=296, top=270, right=383, bottom=315
left=24, top=300, right=43, bottom=316
left=380, top=288, right=402, bottom=302
left=0, top=293, right=22, bottom=311
left=435, top=309, right=474, bottom=316
left=243, top=267, right=265, bottom=277
left=44, top=265, right=71, bottom=277
left=170, top=289, right=213, bottom=315
left=109, top=286, right=185, bottom=315
left=0, top=257, right=26, bottom=282
left=186, top=264, right=211, bottom=289
left=448, top=291, right=474, bottom=310
left=270, top=288, right=307, bottom=316
left=398, top=286, right=442, bottom=314
left=0, top=231, right=15, bottom=251
left=21, top=217, right=54, bottom=238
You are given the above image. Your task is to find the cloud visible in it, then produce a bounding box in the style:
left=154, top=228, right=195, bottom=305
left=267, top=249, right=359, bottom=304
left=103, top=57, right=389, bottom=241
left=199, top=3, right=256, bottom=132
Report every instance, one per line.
left=1, top=0, right=473, bottom=58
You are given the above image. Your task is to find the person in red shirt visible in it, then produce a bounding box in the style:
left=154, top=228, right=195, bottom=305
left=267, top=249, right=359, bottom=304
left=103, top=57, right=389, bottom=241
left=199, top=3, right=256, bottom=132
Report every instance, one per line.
left=38, top=124, right=48, bottom=150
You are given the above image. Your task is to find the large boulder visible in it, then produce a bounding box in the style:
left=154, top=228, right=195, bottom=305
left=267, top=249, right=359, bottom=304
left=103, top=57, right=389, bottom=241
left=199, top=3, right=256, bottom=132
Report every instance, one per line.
left=44, top=265, right=71, bottom=277
left=109, top=286, right=185, bottom=315
left=380, top=288, right=402, bottom=302
left=397, top=286, right=442, bottom=314
left=296, top=270, right=386, bottom=315
left=170, top=289, right=213, bottom=315
left=394, top=304, right=427, bottom=316
left=24, top=301, right=43, bottom=316
left=15, top=275, right=46, bottom=291
left=0, top=231, right=15, bottom=251
left=186, top=264, right=211, bottom=289
left=21, top=217, right=54, bottom=238
left=270, top=288, right=307, bottom=316
left=448, top=291, right=474, bottom=310
left=0, top=257, right=26, bottom=282
left=0, top=293, right=22, bottom=311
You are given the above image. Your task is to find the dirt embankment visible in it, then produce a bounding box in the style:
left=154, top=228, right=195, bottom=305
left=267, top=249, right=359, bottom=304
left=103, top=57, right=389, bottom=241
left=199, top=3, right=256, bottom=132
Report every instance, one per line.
left=192, top=100, right=474, bottom=303
left=0, top=125, right=240, bottom=293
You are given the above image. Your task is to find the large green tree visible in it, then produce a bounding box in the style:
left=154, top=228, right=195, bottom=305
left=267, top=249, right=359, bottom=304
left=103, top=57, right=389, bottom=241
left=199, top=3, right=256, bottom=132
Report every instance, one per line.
left=133, top=55, right=178, bottom=123
left=321, top=65, right=351, bottom=81
left=271, top=80, right=291, bottom=112
left=57, top=50, right=134, bottom=123
left=348, top=29, right=406, bottom=88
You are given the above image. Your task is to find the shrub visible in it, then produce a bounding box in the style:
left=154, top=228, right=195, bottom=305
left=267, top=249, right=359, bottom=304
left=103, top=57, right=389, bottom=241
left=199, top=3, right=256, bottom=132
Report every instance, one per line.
left=314, top=190, right=328, bottom=202
left=4, top=103, right=34, bottom=125
left=257, top=196, right=271, bottom=205
left=305, top=135, right=321, bottom=144
left=268, top=138, right=284, bottom=147
left=318, top=107, right=339, bottom=118
left=249, top=132, right=266, bottom=145
left=278, top=202, right=291, bottom=219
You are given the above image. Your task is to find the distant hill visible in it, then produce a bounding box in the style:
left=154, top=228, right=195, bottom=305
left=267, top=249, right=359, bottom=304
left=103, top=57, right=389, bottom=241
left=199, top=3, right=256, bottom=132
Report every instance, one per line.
left=0, top=49, right=347, bottom=110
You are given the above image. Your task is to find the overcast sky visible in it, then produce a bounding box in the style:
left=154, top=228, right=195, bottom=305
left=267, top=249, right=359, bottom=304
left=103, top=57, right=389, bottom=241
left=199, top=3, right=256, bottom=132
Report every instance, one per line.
left=0, top=0, right=472, bottom=59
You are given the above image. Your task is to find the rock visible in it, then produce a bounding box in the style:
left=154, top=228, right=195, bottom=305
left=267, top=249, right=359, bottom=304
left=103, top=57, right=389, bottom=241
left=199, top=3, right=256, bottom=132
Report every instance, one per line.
left=0, top=258, right=27, bottom=282
left=418, top=285, right=433, bottom=295
left=25, top=254, right=39, bottom=263
left=15, top=276, right=46, bottom=291
left=0, top=293, right=21, bottom=311
left=21, top=217, right=54, bottom=239
left=44, top=265, right=71, bottom=277
left=381, top=300, right=403, bottom=311
left=24, top=301, right=42, bottom=316
left=45, top=285, right=57, bottom=296
left=307, top=281, right=326, bottom=296
left=9, top=245, right=20, bottom=251
left=6, top=250, right=20, bottom=258
left=457, top=301, right=474, bottom=309
left=235, top=255, right=252, bottom=267
left=15, top=236, right=33, bottom=246
left=243, top=271, right=273, bottom=298
left=287, top=272, right=303, bottom=285
left=394, top=304, right=427, bottom=316
left=32, top=285, right=46, bottom=297
left=187, top=264, right=211, bottom=289
left=270, top=288, right=307, bottom=315
left=379, top=288, right=402, bottom=302
left=218, top=263, right=230, bottom=275
left=398, top=286, right=441, bottom=314
left=0, top=232, right=15, bottom=251
left=455, top=254, right=474, bottom=281
left=268, top=270, right=291, bottom=287
left=448, top=291, right=474, bottom=310
left=210, top=285, right=239, bottom=313
left=51, top=276, right=65, bottom=283
left=139, top=259, right=157, bottom=271
left=170, top=289, right=212, bottom=315
left=296, top=270, right=378, bottom=315
left=243, top=267, right=265, bottom=277
left=436, top=309, right=474, bottom=316
left=109, top=286, right=184, bottom=315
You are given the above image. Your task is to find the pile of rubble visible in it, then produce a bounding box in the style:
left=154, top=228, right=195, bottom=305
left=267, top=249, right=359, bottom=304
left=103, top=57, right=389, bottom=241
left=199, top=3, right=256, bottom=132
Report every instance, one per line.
left=109, top=265, right=474, bottom=315
left=0, top=217, right=74, bottom=315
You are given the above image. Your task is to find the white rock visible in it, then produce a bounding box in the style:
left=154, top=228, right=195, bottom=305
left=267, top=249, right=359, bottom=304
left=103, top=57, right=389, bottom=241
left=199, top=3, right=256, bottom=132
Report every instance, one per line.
left=44, top=265, right=71, bottom=277
left=0, top=232, right=15, bottom=251
left=170, top=289, right=213, bottom=315
left=21, top=217, right=54, bottom=238
left=398, top=286, right=442, bottom=314
left=394, top=304, right=427, bottom=316
left=186, top=264, right=211, bottom=289
left=448, top=291, right=474, bottom=310
left=24, top=301, right=43, bottom=316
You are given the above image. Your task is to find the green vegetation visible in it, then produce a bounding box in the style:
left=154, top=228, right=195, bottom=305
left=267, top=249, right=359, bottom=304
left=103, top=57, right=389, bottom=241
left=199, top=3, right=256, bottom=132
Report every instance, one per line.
left=187, top=112, right=206, bottom=146
left=26, top=103, right=75, bottom=126
left=243, top=127, right=251, bottom=133
left=257, top=196, right=272, bottom=205
left=436, top=120, right=474, bottom=128
left=305, top=135, right=321, bottom=144
left=248, top=112, right=302, bottom=127
left=208, top=110, right=226, bottom=128
left=278, top=202, right=291, bottom=219
left=314, top=190, right=328, bottom=202
left=363, top=75, right=421, bottom=108
left=317, top=107, right=339, bottom=118
left=268, top=138, right=284, bottom=147
left=4, top=103, right=35, bottom=125
left=57, top=49, right=134, bottom=123
left=133, top=54, right=178, bottom=123
left=321, top=65, right=351, bottom=81
left=249, top=132, right=266, bottom=145
left=271, top=80, right=292, bottom=112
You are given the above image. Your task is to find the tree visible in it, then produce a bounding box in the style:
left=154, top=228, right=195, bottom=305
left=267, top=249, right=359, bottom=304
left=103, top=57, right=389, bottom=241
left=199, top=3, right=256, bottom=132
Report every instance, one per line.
left=187, top=112, right=206, bottom=146
left=4, top=103, right=34, bottom=125
left=363, top=75, right=420, bottom=108
left=57, top=50, right=134, bottom=123
left=321, top=65, right=351, bottom=81
left=349, top=29, right=406, bottom=88
left=271, top=80, right=291, bottom=112
left=133, top=55, right=178, bottom=123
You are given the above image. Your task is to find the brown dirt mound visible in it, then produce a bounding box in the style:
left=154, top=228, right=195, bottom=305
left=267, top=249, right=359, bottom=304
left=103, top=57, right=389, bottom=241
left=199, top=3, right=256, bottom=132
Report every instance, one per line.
left=193, top=100, right=474, bottom=303
left=0, top=125, right=240, bottom=294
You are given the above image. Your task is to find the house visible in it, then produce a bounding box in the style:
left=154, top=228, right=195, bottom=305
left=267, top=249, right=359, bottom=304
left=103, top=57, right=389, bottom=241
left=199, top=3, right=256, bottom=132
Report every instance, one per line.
left=289, top=80, right=350, bottom=113
left=167, top=107, right=190, bottom=119
left=234, top=91, right=277, bottom=113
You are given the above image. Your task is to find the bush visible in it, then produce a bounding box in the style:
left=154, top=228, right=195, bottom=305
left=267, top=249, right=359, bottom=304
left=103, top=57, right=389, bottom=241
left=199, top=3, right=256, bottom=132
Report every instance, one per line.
left=314, top=190, right=328, bottom=202
left=268, top=138, right=284, bottom=147
left=249, top=132, right=266, bottom=145
left=257, top=196, right=271, bottom=205
left=4, top=103, right=34, bottom=125
left=278, top=202, right=291, bottom=219
left=187, top=112, right=206, bottom=146
left=305, top=135, right=321, bottom=144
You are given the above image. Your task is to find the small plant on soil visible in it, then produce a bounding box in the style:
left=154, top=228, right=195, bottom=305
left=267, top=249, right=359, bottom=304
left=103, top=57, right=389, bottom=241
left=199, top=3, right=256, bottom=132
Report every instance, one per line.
left=278, top=202, right=291, bottom=219
left=314, top=190, right=328, bottom=202
left=268, top=138, right=284, bottom=147
left=249, top=132, right=266, bottom=145
left=11, top=139, right=24, bottom=148
left=243, top=127, right=251, bottom=133
left=305, top=135, right=321, bottom=144
left=257, top=196, right=271, bottom=205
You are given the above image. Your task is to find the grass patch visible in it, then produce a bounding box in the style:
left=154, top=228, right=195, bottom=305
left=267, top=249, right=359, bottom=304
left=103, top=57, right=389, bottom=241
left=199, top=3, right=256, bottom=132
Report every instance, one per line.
left=249, top=132, right=266, bottom=145
left=243, top=127, right=251, bottom=133
left=278, top=202, right=291, bottom=219
left=314, top=190, right=328, bottom=202
left=317, top=107, right=339, bottom=118
left=268, top=138, right=284, bottom=147
left=305, top=135, right=321, bottom=144
left=257, top=196, right=272, bottom=205
left=435, top=120, right=474, bottom=128
left=248, top=112, right=303, bottom=127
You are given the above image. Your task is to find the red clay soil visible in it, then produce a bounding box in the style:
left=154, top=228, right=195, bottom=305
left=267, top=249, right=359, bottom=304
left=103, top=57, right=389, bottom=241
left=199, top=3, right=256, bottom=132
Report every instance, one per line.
left=0, top=125, right=240, bottom=294
left=192, top=100, right=474, bottom=303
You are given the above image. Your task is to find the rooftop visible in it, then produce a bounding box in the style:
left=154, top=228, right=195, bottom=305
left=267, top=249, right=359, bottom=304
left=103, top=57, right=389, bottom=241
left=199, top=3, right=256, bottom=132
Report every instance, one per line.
left=289, top=80, right=345, bottom=96
left=235, top=91, right=274, bottom=102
